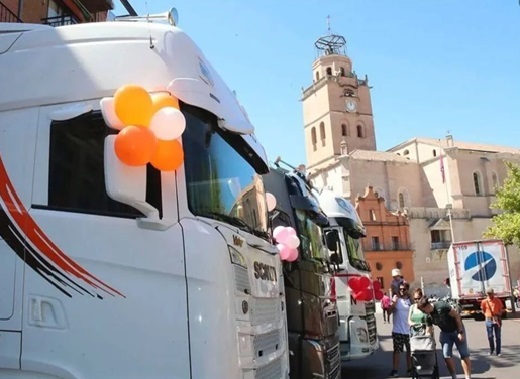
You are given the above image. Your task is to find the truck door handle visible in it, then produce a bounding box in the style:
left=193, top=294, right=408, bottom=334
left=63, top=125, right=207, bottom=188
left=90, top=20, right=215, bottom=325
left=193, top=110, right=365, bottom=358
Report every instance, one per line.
left=31, top=298, right=43, bottom=323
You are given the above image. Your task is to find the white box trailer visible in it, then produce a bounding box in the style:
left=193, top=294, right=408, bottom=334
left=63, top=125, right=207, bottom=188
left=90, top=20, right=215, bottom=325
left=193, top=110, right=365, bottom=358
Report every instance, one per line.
left=447, top=239, right=512, bottom=318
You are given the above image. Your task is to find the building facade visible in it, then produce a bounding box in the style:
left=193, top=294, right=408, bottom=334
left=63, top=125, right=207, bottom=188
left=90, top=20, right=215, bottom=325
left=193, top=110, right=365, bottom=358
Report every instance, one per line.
left=355, top=185, right=414, bottom=292
left=302, top=29, right=520, bottom=291
left=1, top=0, right=113, bottom=25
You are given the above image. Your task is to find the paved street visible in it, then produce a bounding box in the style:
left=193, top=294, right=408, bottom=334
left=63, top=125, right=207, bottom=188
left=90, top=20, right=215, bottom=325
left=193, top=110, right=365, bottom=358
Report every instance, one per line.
left=342, top=311, right=520, bottom=378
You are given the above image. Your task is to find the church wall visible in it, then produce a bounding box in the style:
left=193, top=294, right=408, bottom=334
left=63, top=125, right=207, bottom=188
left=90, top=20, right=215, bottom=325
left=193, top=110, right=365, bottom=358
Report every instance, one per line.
left=349, top=159, right=423, bottom=209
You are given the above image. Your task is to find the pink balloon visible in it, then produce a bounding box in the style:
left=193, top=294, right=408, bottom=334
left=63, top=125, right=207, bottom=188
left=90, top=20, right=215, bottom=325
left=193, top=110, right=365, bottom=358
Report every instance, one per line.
left=277, top=243, right=291, bottom=260
left=273, top=226, right=290, bottom=242
left=286, top=227, right=297, bottom=236
left=286, top=248, right=299, bottom=262
left=285, top=235, right=300, bottom=249
left=266, top=193, right=277, bottom=212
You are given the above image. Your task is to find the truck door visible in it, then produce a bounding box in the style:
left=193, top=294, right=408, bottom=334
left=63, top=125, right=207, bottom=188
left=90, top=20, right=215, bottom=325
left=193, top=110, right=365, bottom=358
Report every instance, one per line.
left=478, top=241, right=510, bottom=294
left=457, top=242, right=485, bottom=296
left=17, top=104, right=190, bottom=378
left=0, top=107, right=38, bottom=368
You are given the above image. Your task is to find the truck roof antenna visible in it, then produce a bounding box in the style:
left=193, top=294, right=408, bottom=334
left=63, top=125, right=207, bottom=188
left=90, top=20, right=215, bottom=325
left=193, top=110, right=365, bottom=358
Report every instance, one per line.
left=273, top=156, right=315, bottom=189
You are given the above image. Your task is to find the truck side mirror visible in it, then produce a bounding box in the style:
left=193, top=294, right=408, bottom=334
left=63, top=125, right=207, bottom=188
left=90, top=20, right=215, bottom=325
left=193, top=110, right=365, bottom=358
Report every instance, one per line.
left=104, top=136, right=173, bottom=230
left=325, top=230, right=339, bottom=252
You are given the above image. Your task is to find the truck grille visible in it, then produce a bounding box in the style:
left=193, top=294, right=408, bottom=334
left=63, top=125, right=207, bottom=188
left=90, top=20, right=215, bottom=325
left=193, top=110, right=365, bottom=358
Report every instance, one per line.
left=234, top=266, right=251, bottom=294
left=364, top=301, right=378, bottom=345
left=326, top=344, right=341, bottom=379
left=254, top=357, right=282, bottom=379
left=250, top=298, right=281, bottom=326
left=253, top=330, right=281, bottom=358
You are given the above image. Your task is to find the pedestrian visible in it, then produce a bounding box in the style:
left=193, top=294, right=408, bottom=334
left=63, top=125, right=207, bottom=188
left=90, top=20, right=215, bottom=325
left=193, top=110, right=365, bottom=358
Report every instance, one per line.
left=417, top=297, right=472, bottom=379
left=388, top=281, right=412, bottom=377
left=408, top=288, right=429, bottom=335
left=480, top=288, right=503, bottom=356
left=381, top=292, right=391, bottom=324
left=390, top=268, right=404, bottom=297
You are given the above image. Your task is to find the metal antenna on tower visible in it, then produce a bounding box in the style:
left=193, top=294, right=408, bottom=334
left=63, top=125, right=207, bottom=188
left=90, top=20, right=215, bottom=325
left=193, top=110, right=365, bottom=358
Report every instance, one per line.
left=314, top=15, right=346, bottom=58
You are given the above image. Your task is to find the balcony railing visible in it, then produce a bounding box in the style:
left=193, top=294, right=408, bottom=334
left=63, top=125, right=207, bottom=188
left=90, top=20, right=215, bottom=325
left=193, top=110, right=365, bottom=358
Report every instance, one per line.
left=41, top=15, right=79, bottom=27
left=0, top=1, right=22, bottom=23
left=363, top=243, right=412, bottom=252
left=430, top=241, right=452, bottom=250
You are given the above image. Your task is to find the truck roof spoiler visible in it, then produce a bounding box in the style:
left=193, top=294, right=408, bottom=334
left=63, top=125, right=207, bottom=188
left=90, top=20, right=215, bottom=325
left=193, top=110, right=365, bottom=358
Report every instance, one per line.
left=0, top=23, right=52, bottom=34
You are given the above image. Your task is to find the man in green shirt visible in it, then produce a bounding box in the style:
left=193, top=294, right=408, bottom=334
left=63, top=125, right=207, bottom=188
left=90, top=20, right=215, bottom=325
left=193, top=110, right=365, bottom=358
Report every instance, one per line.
left=417, top=297, right=472, bottom=379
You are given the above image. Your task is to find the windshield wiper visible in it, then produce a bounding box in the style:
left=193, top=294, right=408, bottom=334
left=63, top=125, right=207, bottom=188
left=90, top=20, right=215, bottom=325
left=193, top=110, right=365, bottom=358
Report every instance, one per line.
left=203, top=211, right=253, bottom=232
left=203, top=212, right=272, bottom=242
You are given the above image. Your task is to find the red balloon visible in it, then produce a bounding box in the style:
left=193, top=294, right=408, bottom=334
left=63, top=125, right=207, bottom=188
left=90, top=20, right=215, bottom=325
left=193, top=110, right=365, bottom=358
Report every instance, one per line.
left=373, top=280, right=382, bottom=291
left=359, top=276, right=371, bottom=289
left=363, top=289, right=374, bottom=301
left=375, top=289, right=384, bottom=301
left=354, top=290, right=365, bottom=301
left=348, top=277, right=360, bottom=291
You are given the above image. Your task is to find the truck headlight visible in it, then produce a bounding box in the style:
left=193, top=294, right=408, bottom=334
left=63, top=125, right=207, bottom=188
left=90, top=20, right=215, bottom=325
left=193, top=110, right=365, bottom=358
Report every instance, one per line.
left=229, top=246, right=247, bottom=268
left=356, top=327, right=369, bottom=343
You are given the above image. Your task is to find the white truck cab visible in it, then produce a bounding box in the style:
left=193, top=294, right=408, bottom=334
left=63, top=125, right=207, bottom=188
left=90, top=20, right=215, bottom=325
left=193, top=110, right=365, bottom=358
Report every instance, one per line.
left=316, top=189, right=379, bottom=361
left=0, top=11, right=288, bottom=379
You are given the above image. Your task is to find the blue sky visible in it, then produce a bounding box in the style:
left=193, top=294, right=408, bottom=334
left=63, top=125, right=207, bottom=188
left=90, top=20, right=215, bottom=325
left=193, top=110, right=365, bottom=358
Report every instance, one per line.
left=113, top=1, right=520, bottom=166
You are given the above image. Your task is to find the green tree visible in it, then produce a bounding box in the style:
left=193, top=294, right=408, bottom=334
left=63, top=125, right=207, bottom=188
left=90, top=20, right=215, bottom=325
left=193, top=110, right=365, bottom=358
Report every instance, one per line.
left=485, top=161, right=520, bottom=245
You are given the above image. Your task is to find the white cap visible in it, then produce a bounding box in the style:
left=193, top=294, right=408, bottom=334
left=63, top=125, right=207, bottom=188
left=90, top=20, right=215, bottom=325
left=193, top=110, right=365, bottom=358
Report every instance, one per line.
left=392, top=268, right=401, bottom=277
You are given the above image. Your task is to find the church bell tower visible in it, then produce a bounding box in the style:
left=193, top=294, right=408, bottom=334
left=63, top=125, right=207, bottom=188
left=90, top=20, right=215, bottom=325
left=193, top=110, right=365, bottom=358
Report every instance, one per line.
left=302, top=19, right=377, bottom=169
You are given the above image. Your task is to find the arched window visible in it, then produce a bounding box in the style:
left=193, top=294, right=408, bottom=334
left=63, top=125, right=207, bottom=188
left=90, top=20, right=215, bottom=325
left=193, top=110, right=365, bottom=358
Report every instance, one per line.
left=473, top=171, right=483, bottom=196
left=403, top=149, right=409, bottom=156
left=492, top=172, right=499, bottom=189
left=340, top=67, right=345, bottom=76
left=319, top=122, right=326, bottom=146
left=398, top=193, right=405, bottom=208
left=370, top=209, right=377, bottom=221
left=356, top=125, right=363, bottom=138
left=398, top=188, right=409, bottom=208
left=326, top=67, right=332, bottom=76
left=311, top=127, right=317, bottom=151
left=315, top=72, right=319, bottom=81
left=341, top=123, right=348, bottom=136
left=432, top=150, right=437, bottom=157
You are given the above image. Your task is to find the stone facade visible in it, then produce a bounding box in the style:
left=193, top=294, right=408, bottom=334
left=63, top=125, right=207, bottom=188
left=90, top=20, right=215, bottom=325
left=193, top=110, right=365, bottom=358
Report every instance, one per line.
left=354, top=186, right=414, bottom=292
left=303, top=34, right=520, bottom=291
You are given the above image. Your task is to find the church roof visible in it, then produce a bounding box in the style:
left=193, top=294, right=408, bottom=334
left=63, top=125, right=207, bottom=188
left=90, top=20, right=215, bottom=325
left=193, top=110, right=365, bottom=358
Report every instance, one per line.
left=391, top=137, right=520, bottom=155
left=349, top=149, right=411, bottom=162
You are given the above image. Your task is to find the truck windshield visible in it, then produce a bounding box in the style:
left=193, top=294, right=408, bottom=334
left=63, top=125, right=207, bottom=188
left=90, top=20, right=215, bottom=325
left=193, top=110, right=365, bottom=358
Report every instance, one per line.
left=342, top=230, right=370, bottom=272
left=182, top=103, right=269, bottom=238
left=295, top=209, right=328, bottom=261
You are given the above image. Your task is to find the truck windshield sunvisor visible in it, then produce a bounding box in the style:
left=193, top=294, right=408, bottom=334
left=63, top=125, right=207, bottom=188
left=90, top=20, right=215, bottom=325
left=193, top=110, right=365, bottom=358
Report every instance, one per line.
left=336, top=217, right=365, bottom=238
left=289, top=195, right=328, bottom=226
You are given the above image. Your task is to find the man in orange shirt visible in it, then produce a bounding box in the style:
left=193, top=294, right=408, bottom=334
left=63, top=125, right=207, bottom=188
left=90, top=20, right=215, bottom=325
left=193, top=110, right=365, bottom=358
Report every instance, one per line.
left=480, top=288, right=504, bottom=356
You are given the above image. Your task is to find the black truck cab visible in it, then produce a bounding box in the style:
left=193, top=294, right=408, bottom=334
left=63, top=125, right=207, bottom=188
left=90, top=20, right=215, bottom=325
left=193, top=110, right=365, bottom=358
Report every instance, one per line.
left=263, top=166, right=341, bottom=379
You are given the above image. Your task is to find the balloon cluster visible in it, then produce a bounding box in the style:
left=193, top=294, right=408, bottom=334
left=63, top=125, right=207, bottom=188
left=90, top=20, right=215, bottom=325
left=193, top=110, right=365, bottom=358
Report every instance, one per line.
left=107, top=84, right=186, bottom=171
left=273, top=226, right=300, bottom=262
left=348, top=277, right=384, bottom=301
